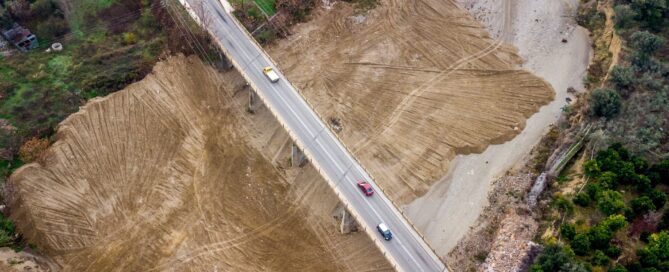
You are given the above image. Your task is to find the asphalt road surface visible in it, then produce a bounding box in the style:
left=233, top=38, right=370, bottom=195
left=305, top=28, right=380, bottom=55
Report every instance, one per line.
left=181, top=0, right=447, bottom=271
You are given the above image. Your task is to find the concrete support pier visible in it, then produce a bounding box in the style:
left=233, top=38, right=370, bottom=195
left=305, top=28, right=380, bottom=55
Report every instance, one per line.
left=291, top=143, right=306, bottom=167
left=248, top=88, right=257, bottom=112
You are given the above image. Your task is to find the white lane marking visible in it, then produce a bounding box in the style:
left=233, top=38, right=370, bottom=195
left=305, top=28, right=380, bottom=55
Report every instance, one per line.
left=199, top=3, right=441, bottom=270
left=342, top=170, right=425, bottom=271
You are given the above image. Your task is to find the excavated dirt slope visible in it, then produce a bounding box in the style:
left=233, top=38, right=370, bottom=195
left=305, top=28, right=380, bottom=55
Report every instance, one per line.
left=270, top=0, right=554, bottom=204
left=5, top=56, right=389, bottom=271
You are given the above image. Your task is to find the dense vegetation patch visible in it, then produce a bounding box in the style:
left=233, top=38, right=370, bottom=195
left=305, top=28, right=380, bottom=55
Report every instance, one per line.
left=534, top=145, right=669, bottom=271
left=533, top=1, right=669, bottom=271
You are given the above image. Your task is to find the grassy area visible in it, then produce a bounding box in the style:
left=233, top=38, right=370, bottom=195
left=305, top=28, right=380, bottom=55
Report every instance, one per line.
left=0, top=0, right=168, bottom=184
left=254, top=0, right=276, bottom=16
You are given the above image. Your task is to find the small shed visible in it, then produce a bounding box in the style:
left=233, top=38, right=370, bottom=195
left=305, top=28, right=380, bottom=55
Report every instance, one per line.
left=1, top=23, right=38, bottom=52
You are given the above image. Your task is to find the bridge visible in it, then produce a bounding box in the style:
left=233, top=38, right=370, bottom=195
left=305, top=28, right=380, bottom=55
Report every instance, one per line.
left=176, top=0, right=447, bottom=270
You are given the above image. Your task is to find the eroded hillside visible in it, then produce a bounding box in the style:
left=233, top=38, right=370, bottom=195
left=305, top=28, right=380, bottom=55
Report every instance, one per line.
left=5, top=56, right=389, bottom=271
left=270, top=0, right=555, bottom=203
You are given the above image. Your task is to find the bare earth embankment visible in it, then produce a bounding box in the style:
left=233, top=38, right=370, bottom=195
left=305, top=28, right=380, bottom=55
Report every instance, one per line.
left=271, top=0, right=554, bottom=205
left=409, top=0, right=591, bottom=265
left=5, top=56, right=389, bottom=271
left=269, top=0, right=554, bottom=257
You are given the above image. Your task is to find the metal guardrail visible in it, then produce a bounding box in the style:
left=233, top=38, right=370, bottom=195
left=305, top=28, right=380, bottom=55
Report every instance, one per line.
left=176, top=1, right=448, bottom=270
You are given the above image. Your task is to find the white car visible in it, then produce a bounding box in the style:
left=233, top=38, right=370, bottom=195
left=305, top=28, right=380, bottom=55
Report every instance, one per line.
left=377, top=223, right=392, bottom=241
left=263, top=66, right=280, bottom=83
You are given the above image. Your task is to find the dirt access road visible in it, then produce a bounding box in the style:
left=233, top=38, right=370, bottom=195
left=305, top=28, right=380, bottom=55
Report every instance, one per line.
left=5, top=56, right=390, bottom=271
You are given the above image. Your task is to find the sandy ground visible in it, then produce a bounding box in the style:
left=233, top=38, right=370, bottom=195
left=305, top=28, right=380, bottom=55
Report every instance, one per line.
left=5, top=55, right=390, bottom=271
left=404, top=0, right=592, bottom=257
left=0, top=248, right=49, bottom=272
left=269, top=0, right=553, bottom=226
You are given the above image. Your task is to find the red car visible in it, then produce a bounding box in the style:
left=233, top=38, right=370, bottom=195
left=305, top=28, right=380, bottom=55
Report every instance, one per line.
left=357, top=181, right=374, bottom=196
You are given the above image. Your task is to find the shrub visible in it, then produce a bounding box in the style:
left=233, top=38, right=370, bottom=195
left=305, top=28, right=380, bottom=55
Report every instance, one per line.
left=638, top=247, right=659, bottom=267
left=647, top=189, right=667, bottom=209
left=598, top=190, right=626, bottom=216
left=602, top=214, right=628, bottom=232
left=659, top=210, right=669, bottom=230
left=631, top=196, right=656, bottom=217
left=634, top=175, right=652, bottom=192
left=571, top=233, right=592, bottom=255
left=122, top=32, right=137, bottom=45
left=18, top=137, right=49, bottom=163
left=630, top=31, right=665, bottom=56
left=598, top=171, right=619, bottom=189
left=584, top=160, right=602, bottom=178
left=0, top=214, right=14, bottom=247
left=574, top=192, right=592, bottom=207
left=617, top=162, right=638, bottom=185
left=630, top=0, right=668, bottom=31
left=648, top=160, right=669, bottom=185
left=561, top=223, right=577, bottom=240
left=592, top=250, right=610, bottom=266
left=589, top=225, right=613, bottom=249
left=255, top=29, right=277, bottom=44
left=30, top=0, right=58, bottom=19
left=646, top=231, right=669, bottom=261
left=553, top=195, right=575, bottom=215
left=609, top=65, right=636, bottom=90
left=35, top=15, right=69, bottom=41
left=609, top=265, right=628, bottom=272
left=586, top=183, right=604, bottom=199
left=606, top=245, right=622, bottom=258
left=590, top=89, right=621, bottom=118
left=613, top=5, right=637, bottom=28
left=531, top=244, right=586, bottom=271
left=631, top=156, right=649, bottom=173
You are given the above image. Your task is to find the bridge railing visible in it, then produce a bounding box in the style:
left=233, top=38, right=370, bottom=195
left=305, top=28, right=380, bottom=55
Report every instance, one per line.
left=176, top=1, right=448, bottom=270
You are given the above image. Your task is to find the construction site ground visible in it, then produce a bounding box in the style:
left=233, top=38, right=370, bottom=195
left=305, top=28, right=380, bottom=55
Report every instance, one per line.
left=4, top=0, right=593, bottom=270
left=6, top=56, right=390, bottom=271
left=267, top=0, right=589, bottom=259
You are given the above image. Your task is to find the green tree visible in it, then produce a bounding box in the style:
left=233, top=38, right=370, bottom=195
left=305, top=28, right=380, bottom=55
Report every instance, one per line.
left=606, top=245, right=622, bottom=258
left=584, top=160, right=602, bottom=177
left=617, top=162, right=638, bottom=185
left=630, top=0, right=668, bottom=31
left=649, top=159, right=669, bottom=185
left=609, top=65, right=636, bottom=90
left=659, top=209, right=669, bottom=230
left=590, top=88, right=622, bottom=118
left=614, top=4, right=637, bottom=28
left=602, top=214, right=628, bottom=232
left=571, top=233, right=591, bottom=255
left=589, top=225, right=613, bottom=249
left=554, top=195, right=575, bottom=215
left=586, top=183, right=604, bottom=199
left=531, top=244, right=586, bottom=271
left=630, top=31, right=666, bottom=55
left=592, top=250, right=610, bottom=266
left=631, top=196, right=656, bottom=217
left=609, top=264, right=628, bottom=272
left=598, top=190, right=626, bottom=216
left=637, top=247, right=659, bottom=267
left=647, top=189, right=667, bottom=209
left=30, top=0, right=58, bottom=19
left=635, top=175, right=652, bottom=192
left=646, top=231, right=669, bottom=261
left=561, top=223, right=577, bottom=240
left=598, top=171, right=620, bottom=189
left=574, top=192, right=591, bottom=207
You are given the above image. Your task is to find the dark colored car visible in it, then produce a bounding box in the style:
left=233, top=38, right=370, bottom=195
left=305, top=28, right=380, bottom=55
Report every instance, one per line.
left=377, top=223, right=392, bottom=241
left=357, top=181, right=374, bottom=196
